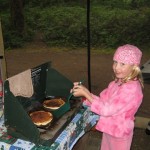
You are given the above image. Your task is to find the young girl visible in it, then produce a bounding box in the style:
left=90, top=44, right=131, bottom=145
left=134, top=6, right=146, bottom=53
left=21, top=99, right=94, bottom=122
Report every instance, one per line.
left=71, top=44, right=143, bottom=150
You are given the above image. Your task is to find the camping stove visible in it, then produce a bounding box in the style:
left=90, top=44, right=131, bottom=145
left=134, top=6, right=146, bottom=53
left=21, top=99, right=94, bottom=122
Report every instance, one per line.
left=4, top=62, right=82, bottom=146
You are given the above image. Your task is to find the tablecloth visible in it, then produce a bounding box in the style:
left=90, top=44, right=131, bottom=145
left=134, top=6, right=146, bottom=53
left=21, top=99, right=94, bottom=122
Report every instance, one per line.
left=0, top=107, right=99, bottom=150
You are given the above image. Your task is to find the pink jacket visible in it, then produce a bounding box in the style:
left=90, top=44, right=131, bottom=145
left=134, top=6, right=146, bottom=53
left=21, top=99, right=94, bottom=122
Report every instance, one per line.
left=84, top=80, right=143, bottom=138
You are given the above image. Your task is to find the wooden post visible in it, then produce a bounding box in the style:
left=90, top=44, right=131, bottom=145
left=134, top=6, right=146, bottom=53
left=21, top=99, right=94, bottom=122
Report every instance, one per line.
left=0, top=19, right=7, bottom=81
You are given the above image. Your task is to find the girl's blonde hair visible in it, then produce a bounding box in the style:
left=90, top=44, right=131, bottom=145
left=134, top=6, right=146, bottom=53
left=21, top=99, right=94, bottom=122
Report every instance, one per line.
left=115, top=65, right=144, bottom=88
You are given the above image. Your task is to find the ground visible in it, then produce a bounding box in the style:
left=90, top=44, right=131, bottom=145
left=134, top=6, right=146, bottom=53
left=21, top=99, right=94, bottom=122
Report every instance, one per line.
left=4, top=41, right=150, bottom=149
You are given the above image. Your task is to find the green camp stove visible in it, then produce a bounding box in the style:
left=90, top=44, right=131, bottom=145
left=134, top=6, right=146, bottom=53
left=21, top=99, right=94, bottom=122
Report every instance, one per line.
left=4, top=62, right=82, bottom=146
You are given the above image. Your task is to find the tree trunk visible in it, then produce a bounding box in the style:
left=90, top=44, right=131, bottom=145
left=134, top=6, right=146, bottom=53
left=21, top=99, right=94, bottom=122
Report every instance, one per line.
left=10, top=0, right=24, bottom=36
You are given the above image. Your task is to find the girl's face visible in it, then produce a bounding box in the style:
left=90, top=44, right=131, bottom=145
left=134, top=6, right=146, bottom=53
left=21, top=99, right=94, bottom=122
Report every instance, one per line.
left=113, top=61, right=134, bottom=79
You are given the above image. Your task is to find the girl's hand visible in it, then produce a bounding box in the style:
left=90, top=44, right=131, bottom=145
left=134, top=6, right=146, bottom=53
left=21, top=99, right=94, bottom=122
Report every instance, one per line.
left=72, top=84, right=86, bottom=97
left=71, top=82, right=93, bottom=103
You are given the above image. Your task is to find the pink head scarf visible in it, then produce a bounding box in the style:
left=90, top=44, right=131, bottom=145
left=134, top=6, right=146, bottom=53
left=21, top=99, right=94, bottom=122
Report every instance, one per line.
left=113, top=44, right=142, bottom=65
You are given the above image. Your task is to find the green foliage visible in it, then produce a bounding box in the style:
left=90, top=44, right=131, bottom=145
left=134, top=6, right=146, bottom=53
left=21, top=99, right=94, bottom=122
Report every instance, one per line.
left=37, top=7, right=86, bottom=47
left=33, top=6, right=150, bottom=48
left=92, top=0, right=150, bottom=8
left=1, top=1, right=150, bottom=49
left=90, top=7, right=150, bottom=47
left=1, top=12, right=34, bottom=49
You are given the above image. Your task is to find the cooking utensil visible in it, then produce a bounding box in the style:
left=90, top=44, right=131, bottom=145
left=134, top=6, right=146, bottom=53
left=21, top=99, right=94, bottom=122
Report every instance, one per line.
left=67, top=79, right=84, bottom=100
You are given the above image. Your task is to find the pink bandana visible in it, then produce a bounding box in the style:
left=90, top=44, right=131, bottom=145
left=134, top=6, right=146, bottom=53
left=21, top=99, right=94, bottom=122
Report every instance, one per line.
left=113, top=44, right=142, bottom=65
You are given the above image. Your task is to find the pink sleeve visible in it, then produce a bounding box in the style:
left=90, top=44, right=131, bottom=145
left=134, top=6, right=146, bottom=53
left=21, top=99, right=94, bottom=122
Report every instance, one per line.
left=90, top=82, right=143, bottom=117
left=83, top=81, right=112, bottom=106
left=83, top=93, right=100, bottom=106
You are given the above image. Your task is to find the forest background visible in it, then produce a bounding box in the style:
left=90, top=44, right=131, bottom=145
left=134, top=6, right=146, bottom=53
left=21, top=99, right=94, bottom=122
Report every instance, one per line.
left=1, top=1, right=150, bottom=149
left=1, top=0, right=150, bottom=52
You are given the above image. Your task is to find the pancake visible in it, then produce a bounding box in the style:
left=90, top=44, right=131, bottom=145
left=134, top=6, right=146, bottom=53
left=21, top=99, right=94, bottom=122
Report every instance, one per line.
left=43, top=98, right=65, bottom=110
left=30, top=110, right=53, bottom=127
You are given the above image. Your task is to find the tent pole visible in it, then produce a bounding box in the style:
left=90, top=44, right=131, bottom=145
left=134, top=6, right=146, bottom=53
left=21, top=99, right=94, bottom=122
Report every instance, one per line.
left=87, top=0, right=91, bottom=92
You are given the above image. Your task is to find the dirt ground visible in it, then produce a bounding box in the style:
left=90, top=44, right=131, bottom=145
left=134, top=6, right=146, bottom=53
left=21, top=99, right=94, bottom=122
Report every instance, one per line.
left=4, top=41, right=150, bottom=149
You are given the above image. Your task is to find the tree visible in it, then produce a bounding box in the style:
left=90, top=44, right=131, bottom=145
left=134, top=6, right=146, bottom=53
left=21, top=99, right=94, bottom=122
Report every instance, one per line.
left=10, top=0, right=24, bottom=36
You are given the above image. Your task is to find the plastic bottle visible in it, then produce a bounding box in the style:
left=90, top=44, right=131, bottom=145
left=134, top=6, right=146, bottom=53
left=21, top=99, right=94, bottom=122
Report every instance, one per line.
left=145, top=121, right=150, bottom=135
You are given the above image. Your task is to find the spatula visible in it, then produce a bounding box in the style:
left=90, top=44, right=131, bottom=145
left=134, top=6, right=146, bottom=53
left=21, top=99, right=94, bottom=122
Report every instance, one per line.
left=67, top=79, right=84, bottom=100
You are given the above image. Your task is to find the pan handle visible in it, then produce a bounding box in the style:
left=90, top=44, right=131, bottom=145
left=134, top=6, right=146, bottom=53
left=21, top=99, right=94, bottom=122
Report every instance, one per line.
left=67, top=79, right=84, bottom=101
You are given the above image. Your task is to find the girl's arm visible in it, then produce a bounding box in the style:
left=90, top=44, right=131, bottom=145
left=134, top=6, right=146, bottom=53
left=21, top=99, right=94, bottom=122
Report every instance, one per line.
left=90, top=82, right=143, bottom=117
